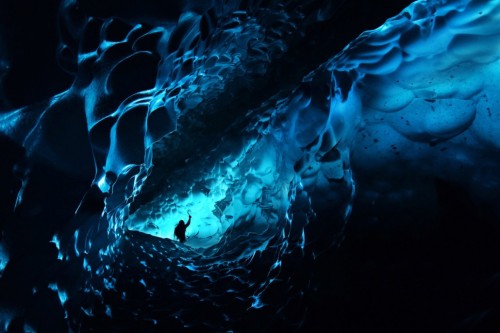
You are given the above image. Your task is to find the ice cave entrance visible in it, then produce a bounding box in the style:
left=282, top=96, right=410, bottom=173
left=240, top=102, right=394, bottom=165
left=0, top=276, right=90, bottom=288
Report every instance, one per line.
left=126, top=140, right=291, bottom=249
left=125, top=181, right=234, bottom=248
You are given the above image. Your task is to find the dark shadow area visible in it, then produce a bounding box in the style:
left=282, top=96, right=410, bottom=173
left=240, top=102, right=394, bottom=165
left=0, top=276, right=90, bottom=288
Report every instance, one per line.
left=304, top=179, right=500, bottom=332
left=0, top=0, right=73, bottom=109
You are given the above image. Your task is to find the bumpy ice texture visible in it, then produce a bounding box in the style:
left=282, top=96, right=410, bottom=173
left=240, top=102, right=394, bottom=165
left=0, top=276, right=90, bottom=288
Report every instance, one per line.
left=0, top=0, right=499, bottom=331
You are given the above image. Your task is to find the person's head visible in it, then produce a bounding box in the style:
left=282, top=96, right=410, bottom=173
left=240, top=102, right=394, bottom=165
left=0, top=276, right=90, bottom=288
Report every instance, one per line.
left=179, top=220, right=184, bottom=225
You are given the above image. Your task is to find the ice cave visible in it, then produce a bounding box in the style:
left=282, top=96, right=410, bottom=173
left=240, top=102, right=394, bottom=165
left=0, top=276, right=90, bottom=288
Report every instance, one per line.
left=1, top=0, right=500, bottom=331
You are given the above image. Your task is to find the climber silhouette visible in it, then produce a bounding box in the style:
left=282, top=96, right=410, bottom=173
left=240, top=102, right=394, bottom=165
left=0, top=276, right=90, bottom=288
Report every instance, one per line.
left=174, top=213, right=191, bottom=243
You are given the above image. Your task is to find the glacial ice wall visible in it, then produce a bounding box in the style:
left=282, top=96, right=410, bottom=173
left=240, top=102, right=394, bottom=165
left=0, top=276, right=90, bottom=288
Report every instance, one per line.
left=124, top=0, right=500, bottom=250
left=0, top=0, right=499, bottom=331
left=343, top=0, right=500, bottom=220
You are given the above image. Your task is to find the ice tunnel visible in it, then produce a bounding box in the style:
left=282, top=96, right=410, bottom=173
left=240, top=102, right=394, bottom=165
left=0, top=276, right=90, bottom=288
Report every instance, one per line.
left=1, top=0, right=500, bottom=331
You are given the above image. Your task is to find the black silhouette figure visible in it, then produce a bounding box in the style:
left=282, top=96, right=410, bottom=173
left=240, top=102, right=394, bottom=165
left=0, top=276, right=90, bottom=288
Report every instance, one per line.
left=174, top=214, right=191, bottom=243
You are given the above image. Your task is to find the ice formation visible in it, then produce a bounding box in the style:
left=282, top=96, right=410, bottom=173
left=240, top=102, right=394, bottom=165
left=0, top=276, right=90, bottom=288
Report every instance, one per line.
left=0, top=0, right=499, bottom=331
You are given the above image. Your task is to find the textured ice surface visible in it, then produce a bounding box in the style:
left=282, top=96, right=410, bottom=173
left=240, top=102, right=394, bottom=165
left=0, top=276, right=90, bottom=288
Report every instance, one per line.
left=0, top=0, right=499, bottom=331
left=342, top=0, right=500, bottom=217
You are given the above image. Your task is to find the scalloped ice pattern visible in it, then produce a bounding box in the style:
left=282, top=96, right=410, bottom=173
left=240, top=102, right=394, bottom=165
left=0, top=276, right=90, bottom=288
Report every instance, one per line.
left=0, top=0, right=499, bottom=331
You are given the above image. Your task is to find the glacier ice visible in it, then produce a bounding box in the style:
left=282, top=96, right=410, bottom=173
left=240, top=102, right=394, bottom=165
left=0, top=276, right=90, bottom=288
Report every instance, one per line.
left=0, top=0, right=499, bottom=331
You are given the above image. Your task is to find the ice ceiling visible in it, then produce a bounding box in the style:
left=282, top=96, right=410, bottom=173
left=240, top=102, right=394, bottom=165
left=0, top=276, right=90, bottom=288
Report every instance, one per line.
left=0, top=0, right=499, bottom=331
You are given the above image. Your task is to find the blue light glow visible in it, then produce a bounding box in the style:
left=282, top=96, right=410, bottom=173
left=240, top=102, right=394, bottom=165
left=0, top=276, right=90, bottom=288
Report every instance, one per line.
left=0, top=242, right=8, bottom=279
left=1, top=0, right=499, bottom=331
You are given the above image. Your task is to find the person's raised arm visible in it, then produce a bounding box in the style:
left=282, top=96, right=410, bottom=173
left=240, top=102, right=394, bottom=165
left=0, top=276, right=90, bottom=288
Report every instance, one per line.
left=186, top=214, right=191, bottom=228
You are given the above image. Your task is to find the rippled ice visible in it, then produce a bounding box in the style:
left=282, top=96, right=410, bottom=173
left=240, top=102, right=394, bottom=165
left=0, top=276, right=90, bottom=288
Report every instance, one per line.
left=0, top=0, right=499, bottom=331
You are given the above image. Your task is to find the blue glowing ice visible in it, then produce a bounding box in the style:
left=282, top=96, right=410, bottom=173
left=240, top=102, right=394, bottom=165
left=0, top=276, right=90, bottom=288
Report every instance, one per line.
left=0, top=0, right=499, bottom=331
left=0, top=242, right=8, bottom=279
